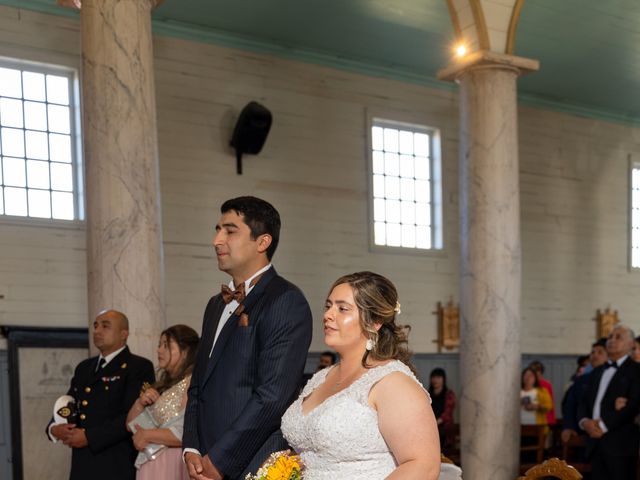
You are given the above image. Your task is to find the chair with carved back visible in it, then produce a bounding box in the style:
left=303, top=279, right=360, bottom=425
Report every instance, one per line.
left=561, top=434, right=590, bottom=475
left=520, top=424, right=547, bottom=474
left=517, top=457, right=582, bottom=480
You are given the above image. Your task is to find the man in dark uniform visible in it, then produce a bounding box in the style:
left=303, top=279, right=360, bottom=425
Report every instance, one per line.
left=47, top=309, right=155, bottom=480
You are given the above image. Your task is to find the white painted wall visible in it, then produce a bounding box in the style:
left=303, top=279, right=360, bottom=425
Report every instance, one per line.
left=0, top=5, right=638, bottom=354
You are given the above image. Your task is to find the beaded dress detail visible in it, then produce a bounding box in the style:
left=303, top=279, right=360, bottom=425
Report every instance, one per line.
left=134, top=376, right=190, bottom=471
left=281, top=360, right=429, bottom=480
left=148, top=376, right=189, bottom=425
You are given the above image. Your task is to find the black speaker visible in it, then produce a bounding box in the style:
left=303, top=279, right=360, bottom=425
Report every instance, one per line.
left=230, top=101, right=272, bottom=174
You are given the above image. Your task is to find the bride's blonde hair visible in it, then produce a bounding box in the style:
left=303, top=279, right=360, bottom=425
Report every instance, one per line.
left=329, top=271, right=414, bottom=371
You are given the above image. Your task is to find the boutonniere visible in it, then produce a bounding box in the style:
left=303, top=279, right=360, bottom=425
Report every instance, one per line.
left=238, top=313, right=250, bottom=327
left=234, top=303, right=250, bottom=327
left=101, top=375, right=121, bottom=382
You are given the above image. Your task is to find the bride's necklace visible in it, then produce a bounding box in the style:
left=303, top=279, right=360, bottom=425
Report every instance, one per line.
left=331, top=364, right=364, bottom=392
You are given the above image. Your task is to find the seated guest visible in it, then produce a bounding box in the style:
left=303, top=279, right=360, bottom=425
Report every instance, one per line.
left=528, top=360, right=556, bottom=425
left=429, top=367, right=457, bottom=454
left=47, top=309, right=155, bottom=480
left=520, top=367, right=552, bottom=467
left=520, top=367, right=552, bottom=427
left=316, top=350, right=337, bottom=371
left=126, top=324, right=199, bottom=480
left=578, top=325, right=640, bottom=480
left=561, top=338, right=607, bottom=443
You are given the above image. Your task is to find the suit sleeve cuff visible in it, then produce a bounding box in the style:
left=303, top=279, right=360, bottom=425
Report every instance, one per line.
left=48, top=423, right=60, bottom=443
left=598, top=419, right=608, bottom=433
left=578, top=418, right=588, bottom=430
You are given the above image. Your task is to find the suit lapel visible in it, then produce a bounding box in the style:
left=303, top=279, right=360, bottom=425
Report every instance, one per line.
left=203, top=267, right=278, bottom=384
left=603, top=357, right=631, bottom=400
left=90, top=356, right=103, bottom=378
left=589, top=366, right=605, bottom=407
left=200, top=296, right=226, bottom=361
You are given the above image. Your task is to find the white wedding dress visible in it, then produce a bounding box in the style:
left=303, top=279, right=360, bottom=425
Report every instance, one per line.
left=281, top=360, right=431, bottom=480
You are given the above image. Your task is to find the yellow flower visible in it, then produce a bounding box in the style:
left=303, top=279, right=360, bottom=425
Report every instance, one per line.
left=264, top=455, right=301, bottom=480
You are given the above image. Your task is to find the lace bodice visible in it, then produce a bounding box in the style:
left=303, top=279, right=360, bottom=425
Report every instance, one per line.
left=281, top=360, right=429, bottom=480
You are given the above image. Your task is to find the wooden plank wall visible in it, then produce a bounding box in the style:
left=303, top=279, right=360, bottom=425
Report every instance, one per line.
left=0, top=5, right=639, bottom=356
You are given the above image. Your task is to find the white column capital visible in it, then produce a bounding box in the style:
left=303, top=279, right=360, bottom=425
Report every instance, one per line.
left=437, top=50, right=539, bottom=83
left=446, top=0, right=526, bottom=55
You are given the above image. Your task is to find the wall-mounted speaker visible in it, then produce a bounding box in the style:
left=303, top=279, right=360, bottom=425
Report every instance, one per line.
left=230, top=101, right=272, bottom=174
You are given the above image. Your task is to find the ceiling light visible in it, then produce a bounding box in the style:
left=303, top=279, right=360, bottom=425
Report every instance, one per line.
left=455, top=43, right=467, bottom=58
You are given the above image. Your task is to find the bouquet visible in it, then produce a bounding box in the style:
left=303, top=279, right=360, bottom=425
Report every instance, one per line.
left=245, top=450, right=303, bottom=480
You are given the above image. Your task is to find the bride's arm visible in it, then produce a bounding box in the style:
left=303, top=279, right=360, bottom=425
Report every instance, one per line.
left=371, top=372, right=441, bottom=480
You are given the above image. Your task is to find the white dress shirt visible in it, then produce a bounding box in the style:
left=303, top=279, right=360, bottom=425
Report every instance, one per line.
left=591, top=355, right=628, bottom=433
left=209, top=263, right=272, bottom=357
left=97, top=345, right=127, bottom=369
left=579, top=355, right=628, bottom=434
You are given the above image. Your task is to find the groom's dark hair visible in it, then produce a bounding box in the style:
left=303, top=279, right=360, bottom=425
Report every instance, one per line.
left=221, top=196, right=281, bottom=260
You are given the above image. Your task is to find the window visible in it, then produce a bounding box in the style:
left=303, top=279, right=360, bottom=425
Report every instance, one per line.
left=0, top=61, right=81, bottom=221
left=370, top=118, right=442, bottom=250
left=632, top=164, right=640, bottom=268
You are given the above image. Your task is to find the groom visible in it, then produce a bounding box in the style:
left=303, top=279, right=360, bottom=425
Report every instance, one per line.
left=183, top=196, right=313, bottom=480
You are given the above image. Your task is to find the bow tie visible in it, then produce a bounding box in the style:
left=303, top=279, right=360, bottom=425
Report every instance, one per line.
left=604, top=361, right=618, bottom=370
left=220, top=273, right=265, bottom=305
left=221, top=283, right=246, bottom=304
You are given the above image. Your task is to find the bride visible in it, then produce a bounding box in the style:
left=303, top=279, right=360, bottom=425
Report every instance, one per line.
left=281, top=271, right=441, bottom=479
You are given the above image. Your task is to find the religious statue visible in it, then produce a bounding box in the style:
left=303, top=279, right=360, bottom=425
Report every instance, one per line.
left=595, top=307, right=619, bottom=340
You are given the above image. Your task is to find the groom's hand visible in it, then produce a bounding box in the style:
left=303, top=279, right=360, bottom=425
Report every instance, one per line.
left=185, top=452, right=207, bottom=480
left=202, top=455, right=222, bottom=480
left=185, top=452, right=222, bottom=480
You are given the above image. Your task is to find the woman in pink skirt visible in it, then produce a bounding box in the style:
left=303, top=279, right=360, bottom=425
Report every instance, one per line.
left=126, top=324, right=199, bottom=480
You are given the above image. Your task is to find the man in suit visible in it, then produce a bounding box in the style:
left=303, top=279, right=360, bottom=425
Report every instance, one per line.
left=47, top=309, right=155, bottom=480
left=561, top=337, right=608, bottom=443
left=578, top=324, right=640, bottom=479
left=183, top=196, right=313, bottom=480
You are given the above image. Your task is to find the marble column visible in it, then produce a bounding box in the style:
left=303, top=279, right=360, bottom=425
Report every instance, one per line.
left=459, top=63, right=521, bottom=480
left=440, top=52, right=538, bottom=480
left=80, top=0, right=165, bottom=362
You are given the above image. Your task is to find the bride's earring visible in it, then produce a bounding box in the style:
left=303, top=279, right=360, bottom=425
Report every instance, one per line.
left=365, top=338, right=374, bottom=351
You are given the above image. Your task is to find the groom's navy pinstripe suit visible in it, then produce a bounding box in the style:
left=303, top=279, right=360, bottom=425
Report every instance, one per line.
left=183, top=267, right=312, bottom=479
